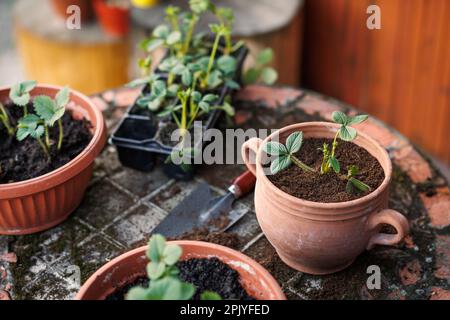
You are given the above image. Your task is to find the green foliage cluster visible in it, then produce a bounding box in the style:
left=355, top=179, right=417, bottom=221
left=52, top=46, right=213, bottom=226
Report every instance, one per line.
left=128, top=1, right=277, bottom=151
left=264, top=111, right=370, bottom=195
left=127, top=234, right=221, bottom=300
left=0, top=81, right=70, bottom=158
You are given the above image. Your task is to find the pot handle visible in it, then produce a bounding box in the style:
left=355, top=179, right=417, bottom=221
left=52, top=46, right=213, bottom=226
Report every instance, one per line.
left=366, top=209, right=409, bottom=250
left=241, top=137, right=263, bottom=176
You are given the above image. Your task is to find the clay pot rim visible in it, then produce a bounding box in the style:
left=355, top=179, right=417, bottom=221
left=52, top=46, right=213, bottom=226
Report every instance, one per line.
left=0, top=84, right=105, bottom=194
left=256, top=121, right=392, bottom=210
left=75, top=240, right=286, bottom=300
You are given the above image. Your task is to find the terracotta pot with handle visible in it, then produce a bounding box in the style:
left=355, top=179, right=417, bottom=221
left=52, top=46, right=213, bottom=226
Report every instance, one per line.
left=242, top=122, right=409, bottom=275
left=0, top=85, right=106, bottom=235
left=76, top=241, right=286, bottom=300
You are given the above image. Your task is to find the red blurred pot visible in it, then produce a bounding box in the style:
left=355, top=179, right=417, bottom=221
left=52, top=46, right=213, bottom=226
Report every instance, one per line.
left=51, top=0, right=94, bottom=22
left=0, top=85, right=106, bottom=235
left=93, top=0, right=130, bottom=37
left=76, top=241, right=286, bottom=300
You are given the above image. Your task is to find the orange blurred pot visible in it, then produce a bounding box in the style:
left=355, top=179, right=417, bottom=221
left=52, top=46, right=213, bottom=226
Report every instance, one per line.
left=93, top=0, right=130, bottom=37
left=0, top=85, right=106, bottom=235
left=242, top=122, right=409, bottom=275
left=76, top=241, right=286, bottom=300
left=50, top=0, right=94, bottom=22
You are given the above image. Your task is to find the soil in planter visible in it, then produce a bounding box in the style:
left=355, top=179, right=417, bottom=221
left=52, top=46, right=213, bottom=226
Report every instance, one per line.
left=0, top=103, right=93, bottom=183
left=267, top=138, right=384, bottom=202
left=106, top=257, right=254, bottom=300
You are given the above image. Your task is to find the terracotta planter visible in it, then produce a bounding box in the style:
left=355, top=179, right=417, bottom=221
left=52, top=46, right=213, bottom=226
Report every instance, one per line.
left=242, top=122, right=409, bottom=275
left=76, top=241, right=286, bottom=300
left=0, top=85, right=106, bottom=235
left=50, top=0, right=94, bottom=22
left=93, top=0, right=130, bottom=37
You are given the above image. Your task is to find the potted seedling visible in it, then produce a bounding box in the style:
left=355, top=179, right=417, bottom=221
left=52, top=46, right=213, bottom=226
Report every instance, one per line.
left=110, top=0, right=249, bottom=180
left=93, top=0, right=130, bottom=37
left=76, top=234, right=285, bottom=300
left=0, top=81, right=106, bottom=235
left=241, top=113, right=409, bottom=275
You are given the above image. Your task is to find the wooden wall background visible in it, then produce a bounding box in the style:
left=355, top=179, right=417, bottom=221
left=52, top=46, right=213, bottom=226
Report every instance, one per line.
left=302, top=0, right=450, bottom=164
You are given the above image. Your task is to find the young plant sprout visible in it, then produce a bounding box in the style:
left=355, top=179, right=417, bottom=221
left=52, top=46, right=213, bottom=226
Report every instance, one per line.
left=0, top=102, right=14, bottom=136
left=16, top=86, right=70, bottom=157
left=9, top=80, right=37, bottom=115
left=127, top=234, right=221, bottom=300
left=264, top=111, right=371, bottom=195
left=244, top=48, right=278, bottom=85
left=320, top=111, right=368, bottom=174
left=263, top=131, right=315, bottom=174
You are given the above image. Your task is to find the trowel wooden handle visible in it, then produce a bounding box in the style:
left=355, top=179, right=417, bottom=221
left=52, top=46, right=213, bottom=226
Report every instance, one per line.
left=230, top=170, right=256, bottom=198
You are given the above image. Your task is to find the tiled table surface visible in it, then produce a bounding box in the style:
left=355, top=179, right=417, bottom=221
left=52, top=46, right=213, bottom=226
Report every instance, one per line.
left=1, top=85, right=449, bottom=300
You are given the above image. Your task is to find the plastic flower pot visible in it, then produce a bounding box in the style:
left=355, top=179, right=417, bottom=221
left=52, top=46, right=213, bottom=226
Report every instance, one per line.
left=50, top=0, right=94, bottom=22
left=242, top=122, right=409, bottom=275
left=110, top=45, right=249, bottom=180
left=93, top=0, right=130, bottom=37
left=0, top=85, right=106, bottom=235
left=76, top=240, right=286, bottom=300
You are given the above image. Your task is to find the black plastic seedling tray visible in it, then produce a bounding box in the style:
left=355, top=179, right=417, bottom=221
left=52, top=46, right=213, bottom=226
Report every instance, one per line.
left=110, top=45, right=248, bottom=180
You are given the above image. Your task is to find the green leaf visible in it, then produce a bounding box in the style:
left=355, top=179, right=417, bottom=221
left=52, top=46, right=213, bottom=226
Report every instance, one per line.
left=257, top=48, right=274, bottom=65
left=147, top=261, right=166, bottom=280
left=349, top=177, right=371, bottom=192
left=243, top=68, right=260, bottom=85
left=166, top=279, right=196, bottom=300
left=126, top=287, right=151, bottom=300
left=332, top=111, right=348, bottom=125
left=201, top=291, right=222, bottom=300
left=146, top=38, right=164, bottom=52
left=347, top=165, right=359, bottom=178
left=153, top=25, right=169, bottom=38
left=202, top=94, right=218, bottom=103
left=285, top=131, right=303, bottom=154
left=147, top=234, right=166, bottom=262
left=149, top=97, right=164, bottom=111
left=338, top=126, right=357, bottom=141
left=207, top=70, right=222, bottom=88
left=260, top=67, right=278, bottom=85
left=152, top=80, right=167, bottom=97
left=220, top=101, right=234, bottom=117
left=198, top=101, right=210, bottom=112
left=263, top=141, right=288, bottom=156
left=20, top=80, right=37, bottom=92
left=345, top=180, right=354, bottom=194
left=34, top=95, right=56, bottom=122
left=55, top=86, right=70, bottom=108
left=127, top=77, right=151, bottom=88
left=225, top=79, right=240, bottom=90
left=16, top=114, right=42, bottom=141
left=330, top=156, right=340, bottom=173
left=9, top=84, right=30, bottom=106
left=181, top=69, right=192, bottom=86
left=347, top=114, right=368, bottom=125
left=217, top=55, right=237, bottom=74
left=163, top=244, right=182, bottom=265
left=270, top=155, right=292, bottom=174
left=189, top=0, right=210, bottom=14
left=167, top=31, right=181, bottom=45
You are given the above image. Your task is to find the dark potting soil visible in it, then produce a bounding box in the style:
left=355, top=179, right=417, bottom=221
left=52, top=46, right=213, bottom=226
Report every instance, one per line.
left=267, top=138, right=385, bottom=202
left=106, top=257, right=254, bottom=300
left=159, top=122, right=179, bottom=146
left=0, top=102, right=93, bottom=184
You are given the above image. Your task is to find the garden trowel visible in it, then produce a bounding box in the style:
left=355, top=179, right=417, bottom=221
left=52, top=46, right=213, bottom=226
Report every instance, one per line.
left=151, top=170, right=256, bottom=238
